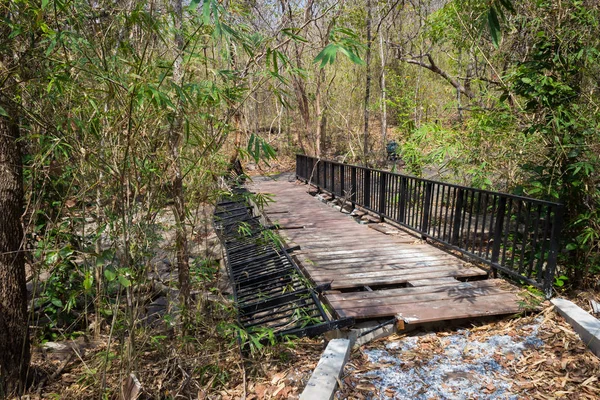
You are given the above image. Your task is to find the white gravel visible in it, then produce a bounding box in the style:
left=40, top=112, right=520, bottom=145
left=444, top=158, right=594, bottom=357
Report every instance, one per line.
left=350, top=318, right=544, bottom=399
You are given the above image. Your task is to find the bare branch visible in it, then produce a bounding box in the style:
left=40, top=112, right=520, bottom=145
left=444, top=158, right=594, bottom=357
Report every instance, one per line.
left=403, top=54, right=476, bottom=99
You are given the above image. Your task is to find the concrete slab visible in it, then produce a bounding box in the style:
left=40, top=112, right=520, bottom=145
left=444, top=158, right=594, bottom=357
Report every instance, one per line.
left=350, top=319, right=398, bottom=348
left=299, top=339, right=351, bottom=400
left=323, top=319, right=399, bottom=347
left=552, top=298, right=600, bottom=358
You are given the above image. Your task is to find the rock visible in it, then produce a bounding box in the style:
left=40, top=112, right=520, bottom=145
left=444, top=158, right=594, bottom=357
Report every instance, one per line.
left=361, top=215, right=381, bottom=223
left=350, top=209, right=366, bottom=217
left=122, top=373, right=142, bottom=400
left=42, top=342, right=69, bottom=352
left=591, top=299, right=600, bottom=315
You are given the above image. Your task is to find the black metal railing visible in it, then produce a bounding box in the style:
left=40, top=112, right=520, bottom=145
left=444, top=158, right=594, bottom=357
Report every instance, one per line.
left=296, top=154, right=564, bottom=297
left=213, top=187, right=354, bottom=340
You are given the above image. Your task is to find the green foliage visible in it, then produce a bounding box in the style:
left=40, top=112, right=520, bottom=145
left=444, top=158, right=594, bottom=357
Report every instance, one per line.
left=486, top=0, right=515, bottom=48
left=246, top=133, right=277, bottom=166
left=35, top=241, right=89, bottom=338
left=398, top=123, right=461, bottom=178
left=236, top=221, right=252, bottom=237
left=314, top=27, right=365, bottom=68
left=487, top=6, right=501, bottom=48
left=249, top=191, right=274, bottom=212
left=260, top=229, right=284, bottom=249
left=554, top=275, right=568, bottom=288
left=191, top=258, right=219, bottom=284
left=507, top=0, right=600, bottom=282
left=518, top=285, right=545, bottom=310
left=220, top=322, right=277, bottom=355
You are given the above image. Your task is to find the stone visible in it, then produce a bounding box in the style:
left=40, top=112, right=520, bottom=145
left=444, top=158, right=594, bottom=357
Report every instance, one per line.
left=552, top=298, right=600, bottom=358
left=299, top=339, right=351, bottom=400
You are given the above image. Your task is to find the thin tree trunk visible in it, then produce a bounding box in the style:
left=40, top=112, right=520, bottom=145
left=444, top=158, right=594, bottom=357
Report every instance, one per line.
left=286, top=0, right=313, bottom=155
left=0, top=111, right=30, bottom=396
left=363, top=0, right=373, bottom=162
left=314, top=69, right=324, bottom=157
left=171, top=0, right=190, bottom=310
left=378, top=5, right=387, bottom=160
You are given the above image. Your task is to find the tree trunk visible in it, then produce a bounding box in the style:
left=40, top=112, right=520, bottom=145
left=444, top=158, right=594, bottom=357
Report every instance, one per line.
left=314, top=69, right=325, bottom=157
left=0, top=111, right=30, bottom=396
left=363, top=0, right=373, bottom=162
left=0, top=8, right=30, bottom=393
left=170, top=0, right=190, bottom=310
left=378, top=5, right=387, bottom=160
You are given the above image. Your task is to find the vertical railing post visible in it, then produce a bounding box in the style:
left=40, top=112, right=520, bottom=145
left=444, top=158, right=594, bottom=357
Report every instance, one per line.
left=451, top=188, right=464, bottom=246
left=351, top=166, right=357, bottom=205
left=544, top=204, right=564, bottom=298
left=398, top=176, right=407, bottom=223
left=379, top=172, right=387, bottom=216
left=340, top=163, right=345, bottom=197
left=364, top=169, right=371, bottom=208
left=324, top=160, right=329, bottom=190
left=323, top=161, right=328, bottom=190
left=330, top=162, right=335, bottom=196
left=319, top=160, right=324, bottom=188
left=305, top=156, right=309, bottom=182
left=302, top=155, right=306, bottom=180
left=421, top=182, right=433, bottom=234
left=491, top=196, right=507, bottom=264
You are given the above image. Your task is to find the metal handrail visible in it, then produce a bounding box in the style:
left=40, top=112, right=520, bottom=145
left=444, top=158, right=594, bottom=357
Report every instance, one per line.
left=296, top=154, right=564, bottom=297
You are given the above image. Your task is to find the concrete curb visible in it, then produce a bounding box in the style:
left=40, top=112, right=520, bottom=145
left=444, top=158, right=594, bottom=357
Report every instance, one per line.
left=299, top=339, right=351, bottom=400
left=551, top=298, right=600, bottom=358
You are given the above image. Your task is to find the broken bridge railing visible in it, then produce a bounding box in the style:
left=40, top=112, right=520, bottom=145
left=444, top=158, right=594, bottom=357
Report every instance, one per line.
left=213, top=187, right=354, bottom=341
left=296, top=154, right=564, bottom=297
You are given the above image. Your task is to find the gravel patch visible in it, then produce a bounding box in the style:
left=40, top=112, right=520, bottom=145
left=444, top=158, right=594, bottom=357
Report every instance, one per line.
left=341, top=319, right=546, bottom=399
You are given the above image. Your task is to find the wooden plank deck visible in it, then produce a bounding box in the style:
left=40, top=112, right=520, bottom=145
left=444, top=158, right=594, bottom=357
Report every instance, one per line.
left=249, top=175, right=523, bottom=325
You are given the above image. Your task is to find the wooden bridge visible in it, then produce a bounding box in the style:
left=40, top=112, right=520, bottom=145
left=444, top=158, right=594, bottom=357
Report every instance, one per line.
left=246, top=156, right=563, bottom=326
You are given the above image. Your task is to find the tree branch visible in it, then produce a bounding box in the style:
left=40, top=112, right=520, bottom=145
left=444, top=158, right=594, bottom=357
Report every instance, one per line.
left=404, top=54, right=476, bottom=99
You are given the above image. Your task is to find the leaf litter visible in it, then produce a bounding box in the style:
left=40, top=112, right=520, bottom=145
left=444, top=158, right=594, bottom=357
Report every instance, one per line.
left=337, top=305, right=600, bottom=400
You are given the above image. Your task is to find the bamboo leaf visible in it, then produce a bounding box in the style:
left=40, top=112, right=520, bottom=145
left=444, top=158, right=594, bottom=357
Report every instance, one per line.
left=281, top=28, right=308, bottom=43
left=498, top=0, right=515, bottom=13
left=488, top=6, right=501, bottom=48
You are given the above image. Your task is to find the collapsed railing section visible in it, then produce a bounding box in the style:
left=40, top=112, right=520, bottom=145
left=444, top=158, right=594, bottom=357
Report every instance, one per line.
left=213, top=188, right=354, bottom=339
left=296, top=155, right=564, bottom=297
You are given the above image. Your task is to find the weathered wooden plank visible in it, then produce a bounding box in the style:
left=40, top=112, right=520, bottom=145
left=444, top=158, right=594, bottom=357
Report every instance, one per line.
left=297, top=256, right=465, bottom=269
left=320, top=269, right=487, bottom=289
left=289, top=241, right=417, bottom=252
left=300, top=262, right=466, bottom=276
left=299, top=255, right=461, bottom=267
left=310, top=265, right=484, bottom=281
left=337, top=293, right=522, bottom=321
left=325, top=279, right=505, bottom=302
left=282, top=231, right=413, bottom=242
left=297, top=254, right=467, bottom=268
left=294, top=246, right=450, bottom=259
left=408, top=278, right=462, bottom=287
left=326, top=282, right=511, bottom=310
